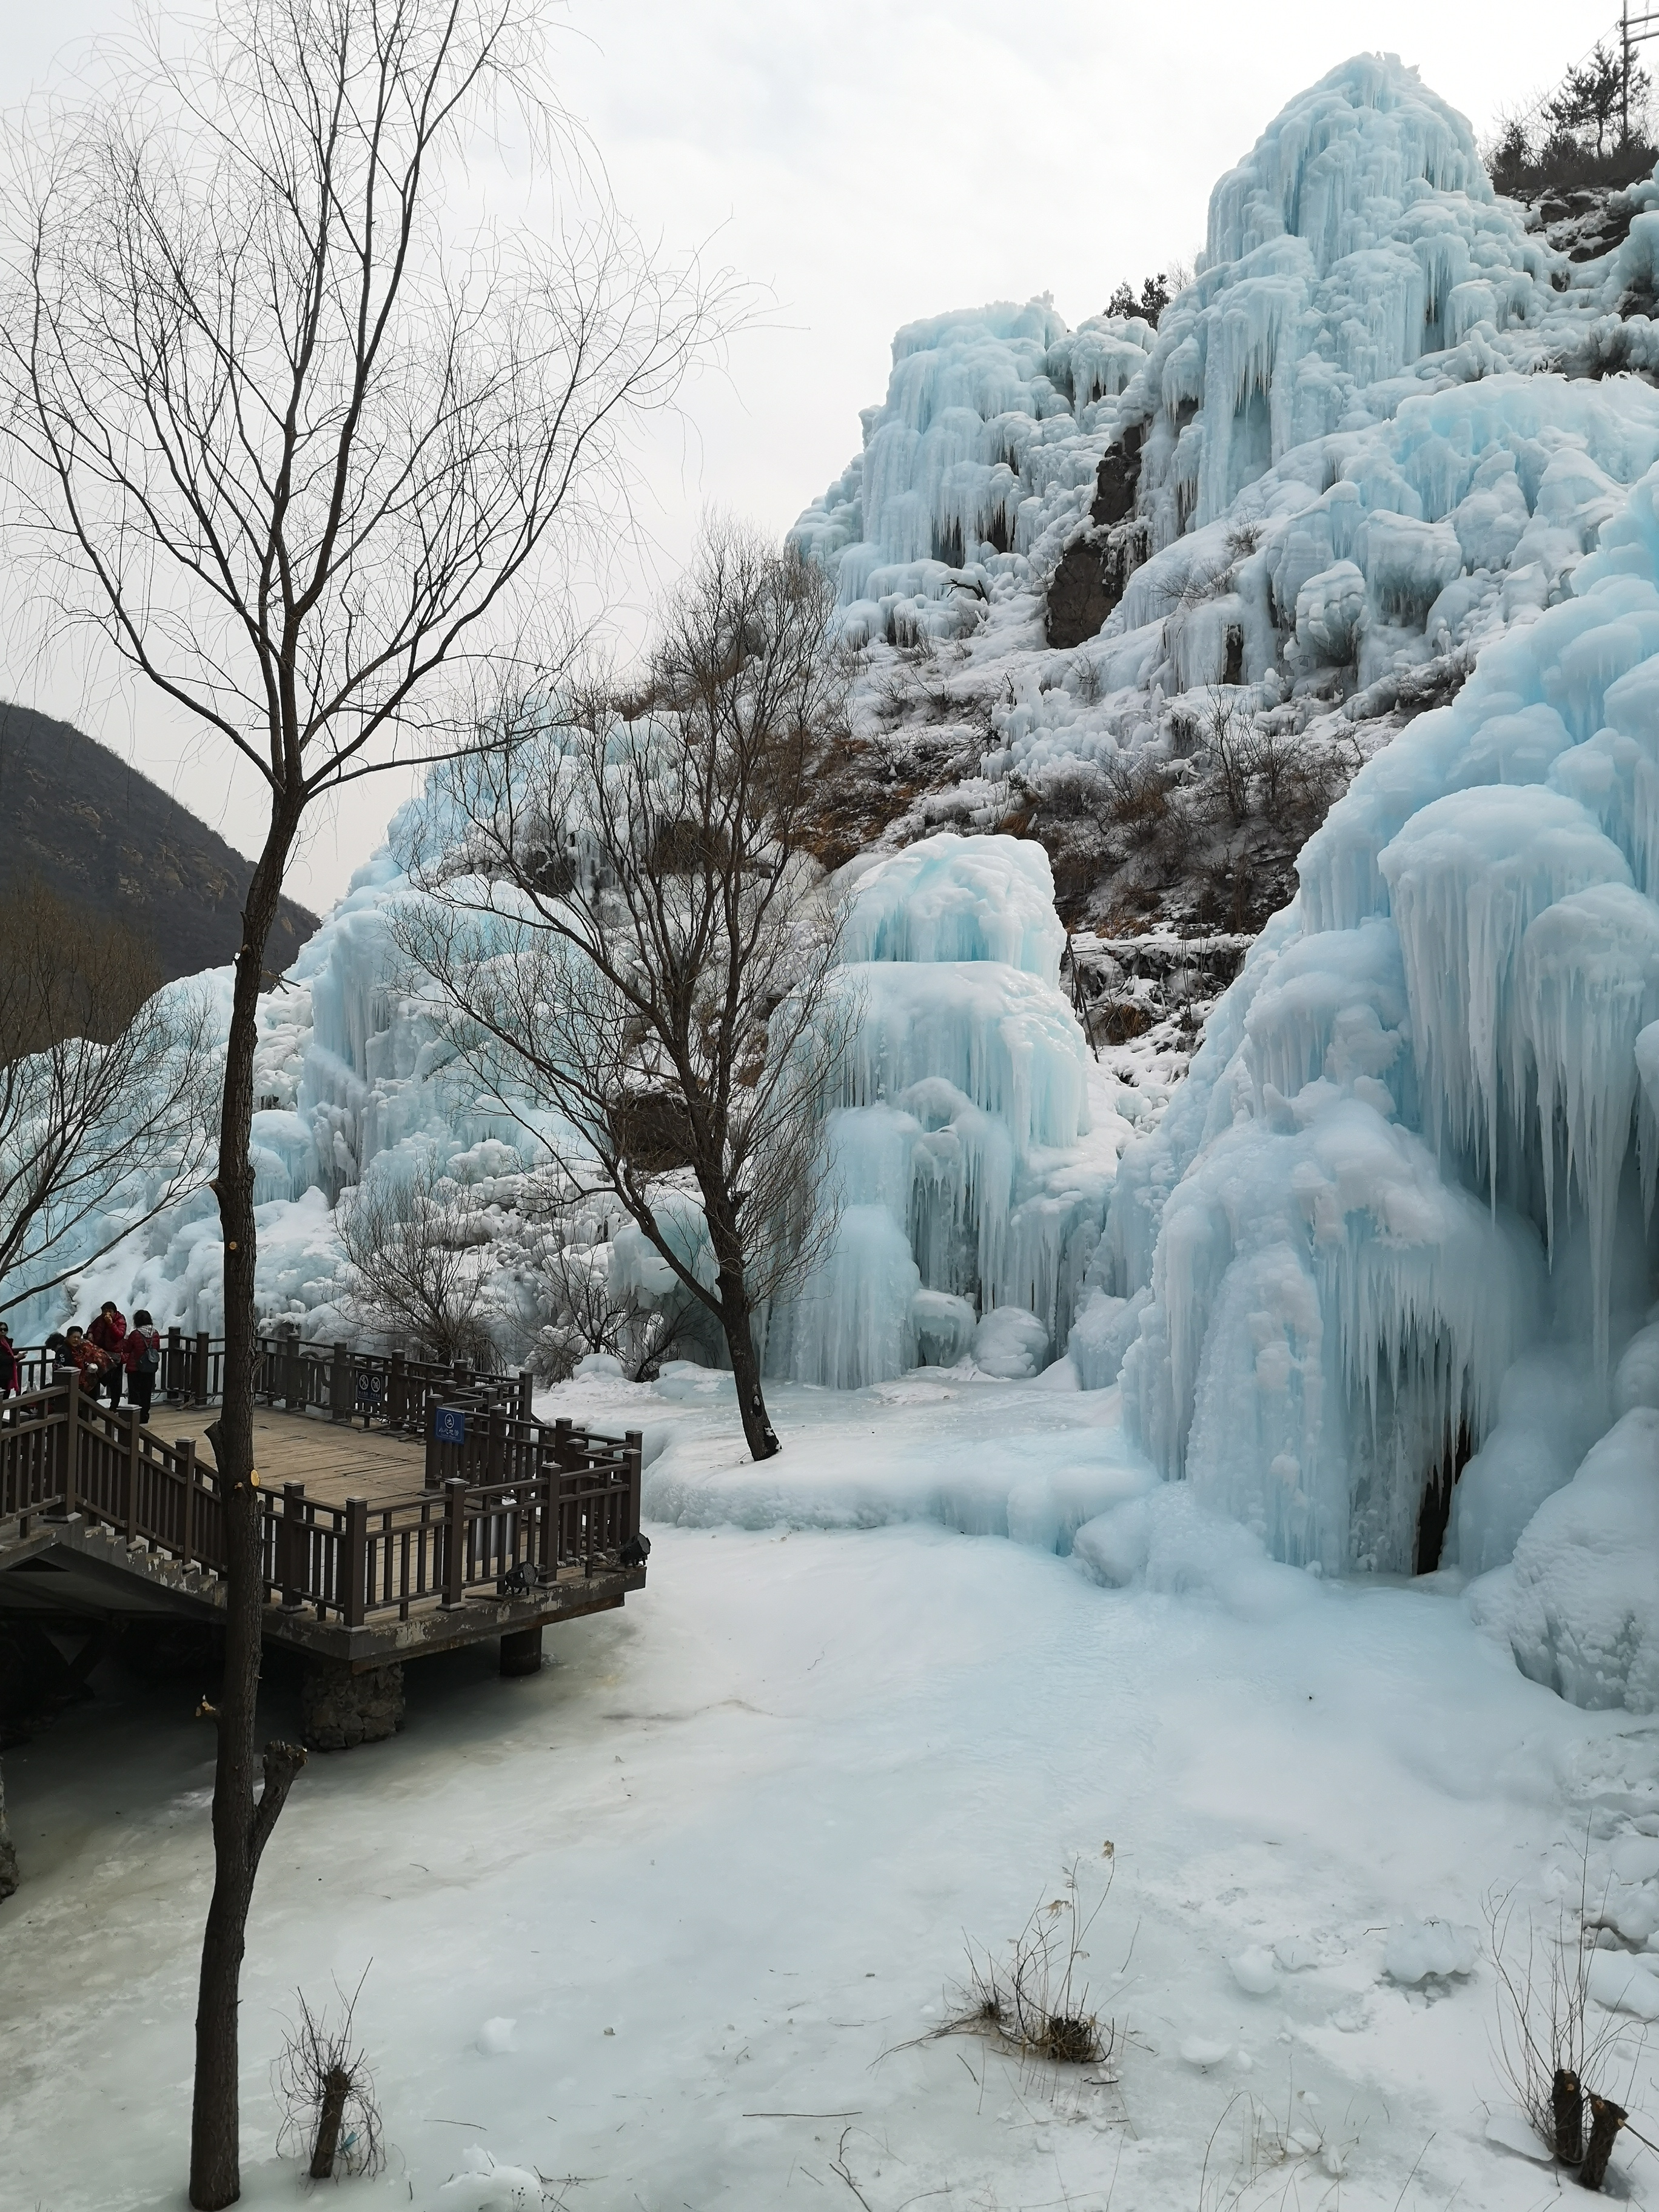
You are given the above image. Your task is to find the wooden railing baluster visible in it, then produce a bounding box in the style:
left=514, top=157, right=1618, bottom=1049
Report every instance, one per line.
left=343, top=1496, right=367, bottom=1628
left=442, top=1478, right=467, bottom=1607
left=124, top=1407, right=141, bottom=1544
left=58, top=1370, right=80, bottom=1521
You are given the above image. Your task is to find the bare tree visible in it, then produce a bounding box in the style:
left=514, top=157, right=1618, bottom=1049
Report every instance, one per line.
left=395, top=526, right=854, bottom=1462
left=0, top=4, right=725, bottom=2200
left=336, top=1155, right=500, bottom=1366
left=531, top=1235, right=692, bottom=1382
left=0, top=882, right=216, bottom=1314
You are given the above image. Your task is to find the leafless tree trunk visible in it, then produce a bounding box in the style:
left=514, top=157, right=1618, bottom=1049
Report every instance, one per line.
left=0, top=4, right=724, bottom=2199
left=395, top=525, right=853, bottom=1462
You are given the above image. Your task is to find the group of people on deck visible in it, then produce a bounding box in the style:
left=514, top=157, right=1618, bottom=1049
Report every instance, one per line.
left=0, top=1303, right=164, bottom=1424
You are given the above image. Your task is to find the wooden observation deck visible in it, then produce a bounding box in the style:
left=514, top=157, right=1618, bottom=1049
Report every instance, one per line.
left=0, top=1337, right=646, bottom=1691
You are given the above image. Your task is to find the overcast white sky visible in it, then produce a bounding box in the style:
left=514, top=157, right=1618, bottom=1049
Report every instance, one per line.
left=0, top=1, right=1620, bottom=911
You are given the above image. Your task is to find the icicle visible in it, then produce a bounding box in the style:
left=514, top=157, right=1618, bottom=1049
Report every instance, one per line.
left=1378, top=786, right=1631, bottom=1197
left=1520, top=885, right=1659, bottom=1366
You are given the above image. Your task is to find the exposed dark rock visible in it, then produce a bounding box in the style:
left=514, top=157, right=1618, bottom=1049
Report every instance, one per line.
left=1045, top=532, right=1118, bottom=649
left=1045, top=515, right=1150, bottom=648
left=1089, top=423, right=1142, bottom=526
left=1045, top=430, right=1150, bottom=649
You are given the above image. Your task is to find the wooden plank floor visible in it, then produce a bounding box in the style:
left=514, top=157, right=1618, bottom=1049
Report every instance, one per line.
left=150, top=1406, right=428, bottom=1510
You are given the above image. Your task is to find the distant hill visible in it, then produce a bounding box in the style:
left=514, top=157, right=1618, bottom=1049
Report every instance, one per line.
left=0, top=703, right=320, bottom=984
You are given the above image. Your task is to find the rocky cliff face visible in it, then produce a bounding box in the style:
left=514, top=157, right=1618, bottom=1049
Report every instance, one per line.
left=0, top=702, right=317, bottom=984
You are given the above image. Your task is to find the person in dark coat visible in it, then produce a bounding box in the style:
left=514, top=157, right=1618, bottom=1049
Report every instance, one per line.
left=87, top=1301, right=127, bottom=1409
left=122, top=1309, right=162, bottom=1426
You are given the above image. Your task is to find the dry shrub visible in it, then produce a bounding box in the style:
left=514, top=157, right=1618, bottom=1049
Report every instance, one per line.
left=274, top=1974, right=385, bottom=2184
left=1487, top=1855, right=1647, bottom=2189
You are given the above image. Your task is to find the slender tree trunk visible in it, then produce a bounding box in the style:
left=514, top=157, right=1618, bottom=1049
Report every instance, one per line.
left=189, top=819, right=307, bottom=2210
left=699, top=1179, right=780, bottom=1463
left=1553, top=2067, right=1584, bottom=2165
left=0, top=1757, right=18, bottom=1900
left=721, top=1285, right=778, bottom=1461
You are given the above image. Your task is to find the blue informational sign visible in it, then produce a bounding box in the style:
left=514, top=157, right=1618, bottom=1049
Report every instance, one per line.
left=434, top=1405, right=467, bottom=1446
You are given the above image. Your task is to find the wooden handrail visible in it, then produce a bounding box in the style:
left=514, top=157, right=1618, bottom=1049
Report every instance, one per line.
left=0, top=1379, right=642, bottom=1625
left=8, top=1333, right=534, bottom=1436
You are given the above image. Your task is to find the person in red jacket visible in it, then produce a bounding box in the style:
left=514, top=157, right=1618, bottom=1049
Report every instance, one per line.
left=86, top=1301, right=127, bottom=1409
left=0, top=1322, right=20, bottom=1397
left=122, top=1309, right=162, bottom=1426
left=61, top=1326, right=107, bottom=1390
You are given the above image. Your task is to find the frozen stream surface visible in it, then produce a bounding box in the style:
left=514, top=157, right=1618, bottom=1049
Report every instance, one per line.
left=5, top=1373, right=1659, bottom=2211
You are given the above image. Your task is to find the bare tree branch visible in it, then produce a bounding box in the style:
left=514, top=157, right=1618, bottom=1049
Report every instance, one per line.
left=395, top=523, right=855, bottom=1461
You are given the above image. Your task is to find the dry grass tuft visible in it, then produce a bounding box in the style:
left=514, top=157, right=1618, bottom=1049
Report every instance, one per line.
left=942, top=1858, right=1116, bottom=2073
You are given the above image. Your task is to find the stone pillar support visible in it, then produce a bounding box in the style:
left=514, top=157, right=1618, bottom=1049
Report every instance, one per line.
left=300, top=1658, right=405, bottom=1751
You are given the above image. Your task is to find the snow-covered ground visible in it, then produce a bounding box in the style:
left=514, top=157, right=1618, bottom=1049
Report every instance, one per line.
left=6, top=1374, right=1659, bottom=2211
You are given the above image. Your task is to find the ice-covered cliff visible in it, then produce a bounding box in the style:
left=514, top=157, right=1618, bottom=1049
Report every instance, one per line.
left=786, top=55, right=1659, bottom=927
left=1083, top=404, right=1659, bottom=1710
left=774, top=53, right=1659, bottom=1709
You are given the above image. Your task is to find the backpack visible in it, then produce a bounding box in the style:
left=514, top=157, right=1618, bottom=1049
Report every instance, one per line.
left=135, top=1333, right=159, bottom=1376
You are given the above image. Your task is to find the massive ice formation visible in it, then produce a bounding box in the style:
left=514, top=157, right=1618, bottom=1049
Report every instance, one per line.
left=1093, top=461, right=1659, bottom=1651
left=789, top=300, right=1156, bottom=649
left=765, top=834, right=1122, bottom=1386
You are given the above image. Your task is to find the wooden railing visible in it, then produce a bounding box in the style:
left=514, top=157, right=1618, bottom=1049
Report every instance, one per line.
left=12, top=1333, right=532, bottom=1432
left=0, top=1377, right=642, bottom=1626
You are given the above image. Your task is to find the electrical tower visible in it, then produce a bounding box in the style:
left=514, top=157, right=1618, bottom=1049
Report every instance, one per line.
left=1626, top=1, right=1659, bottom=141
